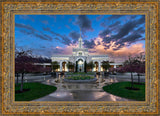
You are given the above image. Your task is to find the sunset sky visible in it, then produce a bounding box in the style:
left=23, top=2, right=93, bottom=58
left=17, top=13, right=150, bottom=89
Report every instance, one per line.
left=15, top=15, right=145, bottom=62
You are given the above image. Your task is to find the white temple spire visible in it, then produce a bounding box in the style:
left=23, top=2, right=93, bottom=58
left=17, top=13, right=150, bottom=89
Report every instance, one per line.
left=80, top=27, right=81, bottom=38
left=78, top=28, right=83, bottom=48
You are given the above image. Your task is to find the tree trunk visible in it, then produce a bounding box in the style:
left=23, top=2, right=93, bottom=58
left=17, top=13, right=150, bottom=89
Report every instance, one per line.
left=16, top=73, right=19, bottom=86
left=138, top=73, right=140, bottom=83
left=76, top=61, right=77, bottom=72
left=84, top=61, right=87, bottom=73
left=131, top=72, right=134, bottom=88
left=20, top=73, right=24, bottom=92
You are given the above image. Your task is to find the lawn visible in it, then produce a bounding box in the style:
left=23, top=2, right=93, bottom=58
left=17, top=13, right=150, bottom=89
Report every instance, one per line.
left=103, top=82, right=145, bottom=101
left=15, top=82, right=57, bottom=101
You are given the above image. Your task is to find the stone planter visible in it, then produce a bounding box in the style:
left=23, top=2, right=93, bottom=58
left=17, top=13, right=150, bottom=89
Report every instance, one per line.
left=63, top=78, right=97, bottom=83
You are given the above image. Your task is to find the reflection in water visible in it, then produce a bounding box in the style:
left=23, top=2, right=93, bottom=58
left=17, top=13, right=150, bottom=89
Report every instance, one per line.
left=45, top=90, right=132, bottom=101
left=104, top=76, right=118, bottom=84
left=49, top=91, right=72, bottom=98
left=64, top=84, right=95, bottom=90
left=92, top=92, right=106, bottom=100
left=49, top=74, right=121, bottom=90
left=110, top=94, right=117, bottom=101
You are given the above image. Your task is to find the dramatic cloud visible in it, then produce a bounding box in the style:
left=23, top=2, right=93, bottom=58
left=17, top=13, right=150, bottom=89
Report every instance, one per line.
left=43, top=27, right=72, bottom=45
left=16, top=23, right=53, bottom=41
left=62, top=44, right=77, bottom=55
left=109, top=21, right=121, bottom=28
left=19, top=30, right=33, bottom=35
left=34, top=33, right=53, bottom=41
left=96, top=15, right=103, bottom=21
left=69, top=31, right=80, bottom=43
left=51, top=47, right=64, bottom=54
left=32, top=47, right=64, bottom=57
left=53, top=44, right=78, bottom=55
left=15, top=23, right=37, bottom=32
left=75, top=15, right=93, bottom=33
left=108, top=21, right=121, bottom=31
left=101, top=15, right=139, bottom=28
left=134, top=27, right=145, bottom=34
left=54, top=37, right=60, bottom=41
left=60, top=35, right=71, bottom=45
left=113, top=21, right=137, bottom=39
left=83, top=39, right=96, bottom=49
left=107, top=15, right=124, bottom=20
left=136, top=15, right=145, bottom=25
left=84, top=34, right=145, bottom=62
left=15, top=15, right=145, bottom=61
left=99, top=29, right=111, bottom=38
left=87, top=36, right=145, bottom=62
left=114, top=34, right=142, bottom=49
left=43, top=27, right=51, bottom=31
left=99, top=15, right=145, bottom=51
left=130, top=15, right=138, bottom=19
left=100, top=22, right=107, bottom=27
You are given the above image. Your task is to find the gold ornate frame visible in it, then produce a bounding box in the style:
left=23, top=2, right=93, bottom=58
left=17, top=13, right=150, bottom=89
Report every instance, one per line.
left=0, top=0, right=159, bottom=115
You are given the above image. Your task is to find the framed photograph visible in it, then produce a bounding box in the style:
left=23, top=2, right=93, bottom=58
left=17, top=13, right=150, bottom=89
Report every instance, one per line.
left=0, top=0, right=159, bottom=115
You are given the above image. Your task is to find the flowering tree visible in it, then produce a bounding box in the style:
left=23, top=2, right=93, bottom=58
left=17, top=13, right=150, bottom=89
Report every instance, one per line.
left=43, top=67, right=52, bottom=74
left=123, top=55, right=138, bottom=89
left=109, top=67, right=116, bottom=74
left=15, top=49, right=34, bottom=92
left=15, top=48, right=53, bottom=92
left=134, top=53, right=145, bottom=84
left=15, top=61, right=21, bottom=86
left=31, top=65, right=51, bottom=74
left=116, top=66, right=126, bottom=73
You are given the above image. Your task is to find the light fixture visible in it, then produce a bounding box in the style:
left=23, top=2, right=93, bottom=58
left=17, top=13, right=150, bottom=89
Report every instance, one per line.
left=79, top=60, right=83, bottom=65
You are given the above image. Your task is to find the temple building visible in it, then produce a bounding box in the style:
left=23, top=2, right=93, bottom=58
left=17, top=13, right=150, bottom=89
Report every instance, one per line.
left=51, top=34, right=122, bottom=72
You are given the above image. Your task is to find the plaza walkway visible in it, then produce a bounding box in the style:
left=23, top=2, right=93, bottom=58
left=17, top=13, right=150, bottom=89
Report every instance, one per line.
left=33, top=89, right=133, bottom=101
left=16, top=73, right=144, bottom=101
left=32, top=75, right=140, bottom=101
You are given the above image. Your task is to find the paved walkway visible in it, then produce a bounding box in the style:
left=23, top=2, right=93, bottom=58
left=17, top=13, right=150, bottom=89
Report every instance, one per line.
left=16, top=74, right=144, bottom=101
left=33, top=89, right=133, bottom=101
left=32, top=76, right=137, bottom=101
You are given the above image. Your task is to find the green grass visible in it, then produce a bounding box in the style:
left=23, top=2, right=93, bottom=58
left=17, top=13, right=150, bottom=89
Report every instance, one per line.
left=66, top=76, right=95, bottom=80
left=15, top=82, right=57, bottom=101
left=103, top=82, right=145, bottom=101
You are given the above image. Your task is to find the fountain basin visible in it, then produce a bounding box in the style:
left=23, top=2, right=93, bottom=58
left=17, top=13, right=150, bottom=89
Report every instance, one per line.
left=63, top=78, right=97, bottom=83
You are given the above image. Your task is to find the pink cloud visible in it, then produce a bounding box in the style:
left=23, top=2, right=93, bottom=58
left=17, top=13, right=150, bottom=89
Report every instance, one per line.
left=54, top=43, right=78, bottom=55
left=63, top=44, right=78, bottom=54
left=88, top=37, right=145, bottom=62
left=54, top=36, right=145, bottom=62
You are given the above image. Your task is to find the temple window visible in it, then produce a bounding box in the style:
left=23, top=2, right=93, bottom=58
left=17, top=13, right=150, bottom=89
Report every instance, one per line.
left=79, top=52, right=82, bottom=56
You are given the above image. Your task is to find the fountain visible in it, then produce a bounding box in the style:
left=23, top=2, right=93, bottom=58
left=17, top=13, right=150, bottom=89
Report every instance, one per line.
left=63, top=72, right=97, bottom=83
left=48, top=72, right=107, bottom=91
